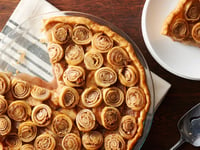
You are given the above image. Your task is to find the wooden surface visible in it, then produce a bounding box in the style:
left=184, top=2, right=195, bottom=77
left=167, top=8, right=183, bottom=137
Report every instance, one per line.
left=1, top=0, right=200, bottom=149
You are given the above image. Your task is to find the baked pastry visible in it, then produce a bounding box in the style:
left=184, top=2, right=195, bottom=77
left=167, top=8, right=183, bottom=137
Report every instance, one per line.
left=161, top=0, right=200, bottom=47
left=42, top=16, right=151, bottom=149
left=0, top=15, right=150, bottom=150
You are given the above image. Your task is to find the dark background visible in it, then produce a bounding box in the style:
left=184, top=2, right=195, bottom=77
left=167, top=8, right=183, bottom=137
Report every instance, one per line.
left=1, top=0, right=200, bottom=149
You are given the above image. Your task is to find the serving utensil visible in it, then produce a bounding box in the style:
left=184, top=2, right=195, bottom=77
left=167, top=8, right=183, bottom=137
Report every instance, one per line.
left=170, top=103, right=200, bottom=150
left=170, top=103, right=200, bottom=149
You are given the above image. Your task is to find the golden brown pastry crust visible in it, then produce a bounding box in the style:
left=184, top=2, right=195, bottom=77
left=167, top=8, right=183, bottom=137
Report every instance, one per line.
left=161, top=0, right=200, bottom=47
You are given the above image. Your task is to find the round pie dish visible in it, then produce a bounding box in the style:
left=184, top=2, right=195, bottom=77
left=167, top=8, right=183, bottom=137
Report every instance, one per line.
left=0, top=11, right=155, bottom=149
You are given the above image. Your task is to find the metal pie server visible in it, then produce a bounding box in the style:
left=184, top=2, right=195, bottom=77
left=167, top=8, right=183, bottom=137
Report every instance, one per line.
left=170, top=103, right=200, bottom=150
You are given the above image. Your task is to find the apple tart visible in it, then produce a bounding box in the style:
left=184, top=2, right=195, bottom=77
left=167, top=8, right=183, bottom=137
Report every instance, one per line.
left=161, top=0, right=200, bottom=47
left=0, top=15, right=150, bottom=149
left=42, top=15, right=151, bottom=149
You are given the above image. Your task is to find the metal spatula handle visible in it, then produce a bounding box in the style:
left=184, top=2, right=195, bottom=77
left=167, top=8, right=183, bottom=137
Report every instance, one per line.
left=170, top=138, right=185, bottom=150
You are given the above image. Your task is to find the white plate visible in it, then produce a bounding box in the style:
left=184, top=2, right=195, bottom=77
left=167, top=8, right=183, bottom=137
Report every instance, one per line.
left=142, top=0, right=200, bottom=80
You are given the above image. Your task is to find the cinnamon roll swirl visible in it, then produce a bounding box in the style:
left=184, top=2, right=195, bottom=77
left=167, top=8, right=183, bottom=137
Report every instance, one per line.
left=11, top=78, right=31, bottom=99
left=62, top=133, right=81, bottom=150
left=119, top=115, right=137, bottom=139
left=48, top=43, right=64, bottom=63
left=53, top=63, right=64, bottom=80
left=0, top=96, right=8, bottom=115
left=107, top=46, right=129, bottom=68
left=185, top=0, right=200, bottom=22
left=72, top=24, right=92, bottom=45
left=59, top=86, right=79, bottom=108
left=170, top=18, right=189, bottom=41
left=18, top=121, right=37, bottom=142
left=65, top=44, right=84, bottom=65
left=76, top=109, right=96, bottom=132
left=4, top=133, right=22, bottom=149
left=0, top=72, right=10, bottom=95
left=84, top=51, right=104, bottom=70
left=94, top=67, right=117, bottom=87
left=104, top=133, right=126, bottom=150
left=192, top=22, right=200, bottom=43
left=63, top=66, right=85, bottom=87
left=31, top=85, right=51, bottom=101
left=34, top=133, right=56, bottom=150
left=52, top=113, right=73, bottom=137
left=81, top=87, right=102, bottom=108
left=101, top=106, right=121, bottom=130
left=31, top=104, right=52, bottom=127
left=21, top=144, right=35, bottom=150
left=92, top=32, right=113, bottom=53
left=7, top=101, right=31, bottom=121
left=103, top=87, right=124, bottom=107
left=52, top=23, right=72, bottom=44
left=126, top=87, right=146, bottom=111
left=82, top=131, right=103, bottom=150
left=118, top=65, right=139, bottom=87
left=0, top=115, right=11, bottom=136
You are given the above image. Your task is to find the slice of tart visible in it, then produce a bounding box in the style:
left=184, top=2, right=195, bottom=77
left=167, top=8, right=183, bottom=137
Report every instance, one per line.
left=161, top=0, right=200, bottom=47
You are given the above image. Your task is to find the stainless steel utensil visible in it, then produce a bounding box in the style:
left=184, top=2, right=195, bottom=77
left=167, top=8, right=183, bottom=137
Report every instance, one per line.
left=170, top=103, right=200, bottom=150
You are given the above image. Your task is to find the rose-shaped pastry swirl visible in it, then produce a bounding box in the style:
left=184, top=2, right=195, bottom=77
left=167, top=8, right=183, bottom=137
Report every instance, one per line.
left=192, top=22, right=200, bottom=43
left=4, top=133, right=22, bottom=149
left=81, top=87, right=103, bottom=108
left=107, top=46, right=129, bottom=68
left=59, top=86, right=79, bottom=108
left=62, top=133, right=81, bottom=150
left=118, top=65, right=139, bottom=87
left=52, top=113, right=73, bottom=137
left=34, top=133, right=56, bottom=150
left=82, top=131, right=103, bottom=150
left=101, top=106, right=121, bottom=130
left=52, top=23, right=72, bottom=44
left=0, top=115, right=11, bottom=136
left=0, top=72, right=10, bottom=95
left=21, top=144, right=35, bottom=150
left=53, top=63, right=64, bottom=80
left=126, top=87, right=146, bottom=111
left=72, top=24, right=92, bottom=45
left=185, top=1, right=200, bottom=21
left=7, top=101, right=31, bottom=121
left=63, top=66, right=85, bottom=87
left=65, top=44, right=84, bottom=65
left=31, top=85, right=51, bottom=101
left=0, top=96, right=8, bottom=115
left=94, top=67, right=117, bottom=87
left=170, top=18, right=189, bottom=41
left=104, top=133, right=126, bottom=150
left=31, top=104, right=52, bottom=127
left=11, top=78, right=31, bottom=99
left=84, top=51, right=104, bottom=70
left=119, top=115, right=137, bottom=139
left=103, top=87, right=124, bottom=107
left=18, top=121, right=37, bottom=142
left=92, top=32, right=113, bottom=53
left=48, top=43, right=64, bottom=64
left=76, top=109, right=96, bottom=132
